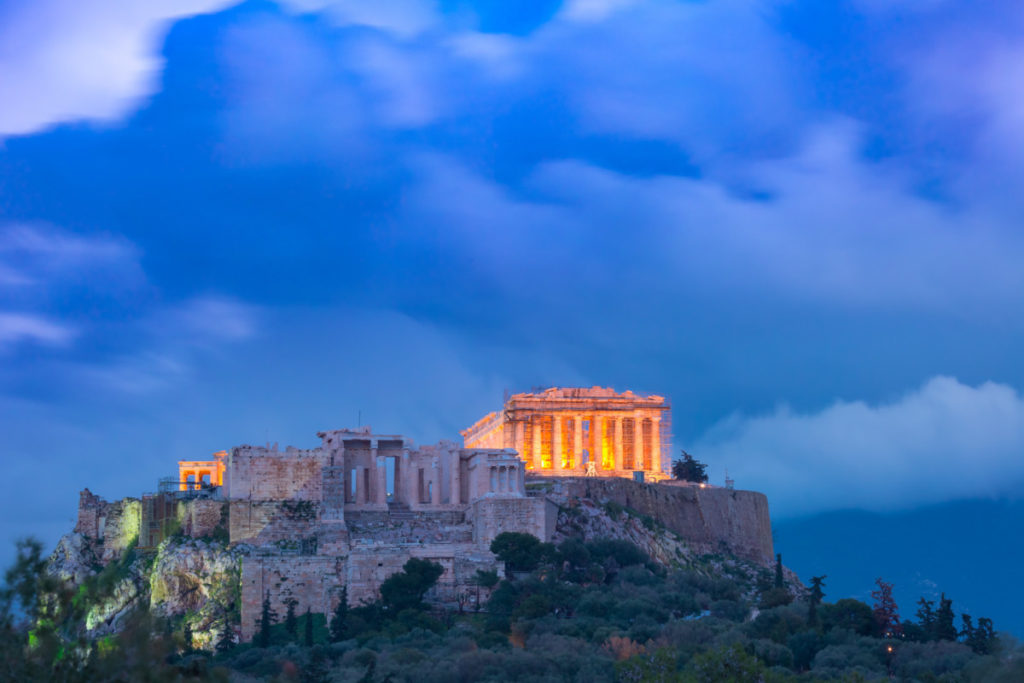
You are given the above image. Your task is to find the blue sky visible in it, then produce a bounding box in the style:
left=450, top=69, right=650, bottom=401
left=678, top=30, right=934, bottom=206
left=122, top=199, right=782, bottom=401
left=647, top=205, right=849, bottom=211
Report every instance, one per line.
left=3, top=0, right=1024, bottom=623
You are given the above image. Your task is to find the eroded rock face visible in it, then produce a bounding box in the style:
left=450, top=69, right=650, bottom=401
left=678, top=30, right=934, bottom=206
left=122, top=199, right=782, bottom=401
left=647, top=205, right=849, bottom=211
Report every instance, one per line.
left=48, top=533, right=100, bottom=586
left=149, top=539, right=243, bottom=650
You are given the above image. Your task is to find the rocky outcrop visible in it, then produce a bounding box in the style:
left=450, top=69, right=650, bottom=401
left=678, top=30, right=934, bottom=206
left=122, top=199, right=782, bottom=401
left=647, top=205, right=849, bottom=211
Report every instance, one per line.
left=149, top=538, right=243, bottom=649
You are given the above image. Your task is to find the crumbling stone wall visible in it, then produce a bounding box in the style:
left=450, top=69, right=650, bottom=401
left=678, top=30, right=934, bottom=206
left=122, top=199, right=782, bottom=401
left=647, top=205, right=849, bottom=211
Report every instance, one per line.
left=548, top=478, right=774, bottom=565
left=75, top=490, right=142, bottom=563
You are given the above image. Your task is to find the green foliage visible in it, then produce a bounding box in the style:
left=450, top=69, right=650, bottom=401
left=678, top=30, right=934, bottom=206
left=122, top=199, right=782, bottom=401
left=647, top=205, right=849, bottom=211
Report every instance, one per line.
left=4, top=535, right=1017, bottom=683
left=820, top=598, right=875, bottom=636
left=490, top=532, right=555, bottom=573
left=329, top=586, right=349, bottom=642
left=257, top=591, right=276, bottom=648
left=688, top=643, right=765, bottom=682
left=380, top=558, right=444, bottom=613
left=672, top=451, right=709, bottom=483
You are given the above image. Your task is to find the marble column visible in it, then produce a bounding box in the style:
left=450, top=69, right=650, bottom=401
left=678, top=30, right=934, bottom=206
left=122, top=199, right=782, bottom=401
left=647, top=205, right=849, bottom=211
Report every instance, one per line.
left=514, top=419, right=525, bottom=458
left=356, top=467, right=367, bottom=505
left=613, top=417, right=623, bottom=472
left=572, top=415, right=582, bottom=472
left=431, top=460, right=441, bottom=505
left=536, top=417, right=544, bottom=471
left=634, top=412, right=645, bottom=471
left=375, top=451, right=387, bottom=505
left=591, top=415, right=602, bottom=469
left=651, top=416, right=661, bottom=473
left=450, top=452, right=461, bottom=505
left=552, top=414, right=563, bottom=472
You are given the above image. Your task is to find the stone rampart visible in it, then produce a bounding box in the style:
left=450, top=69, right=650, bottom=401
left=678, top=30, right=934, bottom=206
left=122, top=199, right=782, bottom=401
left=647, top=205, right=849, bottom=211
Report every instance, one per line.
left=471, top=496, right=555, bottom=547
left=75, top=490, right=142, bottom=562
left=547, top=477, right=774, bottom=565
left=229, top=446, right=328, bottom=501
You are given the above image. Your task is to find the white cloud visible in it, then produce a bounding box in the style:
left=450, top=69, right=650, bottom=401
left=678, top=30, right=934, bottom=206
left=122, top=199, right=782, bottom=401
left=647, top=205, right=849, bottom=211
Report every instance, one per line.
left=0, top=223, right=142, bottom=289
left=280, top=0, right=441, bottom=38
left=695, top=376, right=1024, bottom=516
left=0, top=313, right=76, bottom=349
left=0, top=0, right=235, bottom=137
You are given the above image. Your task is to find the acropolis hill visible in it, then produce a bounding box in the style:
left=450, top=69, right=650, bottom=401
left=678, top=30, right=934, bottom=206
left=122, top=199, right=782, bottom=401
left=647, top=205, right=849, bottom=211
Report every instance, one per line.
left=53, top=387, right=775, bottom=648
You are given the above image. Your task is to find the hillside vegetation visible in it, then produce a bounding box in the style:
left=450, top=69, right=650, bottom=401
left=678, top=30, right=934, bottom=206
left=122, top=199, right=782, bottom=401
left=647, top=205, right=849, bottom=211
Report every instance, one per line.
left=3, top=526, right=1023, bottom=682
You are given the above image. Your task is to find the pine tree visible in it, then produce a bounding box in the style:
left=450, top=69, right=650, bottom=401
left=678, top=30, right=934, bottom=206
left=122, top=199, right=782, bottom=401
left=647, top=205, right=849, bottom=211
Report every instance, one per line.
left=257, top=590, right=277, bottom=648
left=871, top=578, right=902, bottom=638
left=808, top=575, right=826, bottom=627
left=215, top=619, right=235, bottom=654
left=304, top=607, right=314, bottom=647
left=774, top=554, right=784, bottom=589
left=672, top=451, right=708, bottom=483
left=285, top=599, right=298, bottom=641
left=973, top=617, right=996, bottom=655
left=935, top=593, right=957, bottom=641
left=329, top=586, right=349, bottom=643
left=915, top=597, right=936, bottom=641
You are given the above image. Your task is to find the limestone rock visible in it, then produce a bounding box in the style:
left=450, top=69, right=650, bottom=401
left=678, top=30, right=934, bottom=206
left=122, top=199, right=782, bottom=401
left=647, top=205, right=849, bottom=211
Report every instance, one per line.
left=47, top=532, right=99, bottom=585
left=149, top=538, right=243, bottom=650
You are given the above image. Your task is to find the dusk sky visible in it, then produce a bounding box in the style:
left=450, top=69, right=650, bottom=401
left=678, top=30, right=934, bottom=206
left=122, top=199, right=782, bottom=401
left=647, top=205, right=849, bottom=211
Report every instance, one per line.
left=3, top=0, right=1024, bottom=631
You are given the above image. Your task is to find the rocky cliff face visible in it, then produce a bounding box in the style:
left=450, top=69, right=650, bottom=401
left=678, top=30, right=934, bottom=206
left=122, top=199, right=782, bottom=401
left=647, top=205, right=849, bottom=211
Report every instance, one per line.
left=47, top=533, right=242, bottom=649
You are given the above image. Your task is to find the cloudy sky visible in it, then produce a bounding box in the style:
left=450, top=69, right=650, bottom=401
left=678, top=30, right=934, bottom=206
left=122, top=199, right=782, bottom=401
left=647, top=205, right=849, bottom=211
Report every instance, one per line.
left=3, top=0, right=1024, bottom=580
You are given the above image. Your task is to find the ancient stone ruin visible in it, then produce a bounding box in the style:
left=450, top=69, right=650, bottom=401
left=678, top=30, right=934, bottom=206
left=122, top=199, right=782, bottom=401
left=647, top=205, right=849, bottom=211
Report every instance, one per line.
left=462, top=386, right=670, bottom=480
left=70, top=387, right=775, bottom=644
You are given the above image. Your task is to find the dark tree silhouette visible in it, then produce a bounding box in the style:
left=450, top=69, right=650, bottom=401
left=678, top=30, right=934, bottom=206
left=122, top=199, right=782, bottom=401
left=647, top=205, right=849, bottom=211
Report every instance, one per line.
left=380, top=558, right=444, bottom=612
left=329, top=587, right=348, bottom=643
left=284, top=598, right=298, bottom=641
left=671, top=450, right=708, bottom=483
left=257, top=591, right=277, bottom=648
left=808, top=575, right=826, bottom=626
left=871, top=578, right=902, bottom=638
left=304, top=607, right=314, bottom=647
left=935, top=593, right=957, bottom=641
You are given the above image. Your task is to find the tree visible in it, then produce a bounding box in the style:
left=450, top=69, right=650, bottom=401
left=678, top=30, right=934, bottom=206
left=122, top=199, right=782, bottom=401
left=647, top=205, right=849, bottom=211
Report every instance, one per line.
left=284, top=598, right=298, bottom=641
left=774, top=553, right=784, bottom=589
left=490, top=532, right=554, bottom=573
left=257, top=591, right=277, bottom=648
left=871, top=578, right=902, bottom=638
left=215, top=619, right=235, bottom=654
left=821, top=598, right=875, bottom=635
left=914, top=597, right=936, bottom=641
left=379, top=558, right=444, bottom=613
left=329, top=587, right=348, bottom=642
left=304, top=607, right=314, bottom=647
left=182, top=621, right=194, bottom=653
left=935, top=593, right=957, bottom=641
left=808, top=575, right=827, bottom=627
left=672, top=450, right=708, bottom=483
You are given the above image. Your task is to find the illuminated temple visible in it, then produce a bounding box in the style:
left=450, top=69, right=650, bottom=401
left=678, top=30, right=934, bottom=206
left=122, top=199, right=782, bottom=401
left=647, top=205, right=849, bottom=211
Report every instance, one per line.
left=461, top=387, right=670, bottom=480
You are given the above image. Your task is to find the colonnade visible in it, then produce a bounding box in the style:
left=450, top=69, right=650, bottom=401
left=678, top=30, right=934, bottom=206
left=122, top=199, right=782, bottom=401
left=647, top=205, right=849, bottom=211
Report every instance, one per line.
left=488, top=464, right=521, bottom=493
left=513, top=412, right=661, bottom=474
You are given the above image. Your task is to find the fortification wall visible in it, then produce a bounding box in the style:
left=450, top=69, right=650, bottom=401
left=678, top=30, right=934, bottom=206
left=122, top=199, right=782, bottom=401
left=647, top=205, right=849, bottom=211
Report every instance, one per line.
left=240, top=547, right=502, bottom=640
left=548, top=478, right=774, bottom=565
left=471, top=497, right=554, bottom=547
left=229, top=447, right=327, bottom=502
left=229, top=500, right=321, bottom=548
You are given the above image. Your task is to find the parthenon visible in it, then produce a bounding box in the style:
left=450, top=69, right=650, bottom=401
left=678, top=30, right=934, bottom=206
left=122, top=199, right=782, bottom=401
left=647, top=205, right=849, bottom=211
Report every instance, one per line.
left=461, top=387, right=670, bottom=480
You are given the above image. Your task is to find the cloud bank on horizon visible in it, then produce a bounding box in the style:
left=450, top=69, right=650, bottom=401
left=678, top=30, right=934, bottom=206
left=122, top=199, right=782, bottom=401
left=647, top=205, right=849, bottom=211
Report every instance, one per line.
left=2, top=0, right=1024, bottom=544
